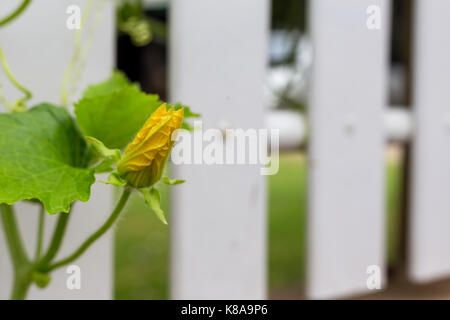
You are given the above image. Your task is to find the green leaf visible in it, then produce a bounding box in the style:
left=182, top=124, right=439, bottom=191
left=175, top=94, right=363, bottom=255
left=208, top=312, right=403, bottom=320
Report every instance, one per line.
left=181, top=122, right=193, bottom=131
left=75, top=85, right=161, bottom=150
left=173, top=103, right=201, bottom=118
left=141, top=187, right=167, bottom=225
left=101, top=172, right=127, bottom=187
left=82, top=71, right=138, bottom=98
left=162, top=176, right=185, bottom=185
left=0, top=104, right=95, bottom=214
left=172, top=103, right=200, bottom=131
left=85, top=136, right=122, bottom=173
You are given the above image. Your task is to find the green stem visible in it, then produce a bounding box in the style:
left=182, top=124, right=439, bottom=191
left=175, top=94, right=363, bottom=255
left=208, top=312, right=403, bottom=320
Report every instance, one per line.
left=0, top=204, right=28, bottom=268
left=0, top=204, right=33, bottom=300
left=38, top=211, right=71, bottom=268
left=0, top=0, right=32, bottom=27
left=42, top=188, right=131, bottom=273
left=0, top=46, right=32, bottom=111
left=11, top=267, right=32, bottom=300
left=34, top=205, right=45, bottom=260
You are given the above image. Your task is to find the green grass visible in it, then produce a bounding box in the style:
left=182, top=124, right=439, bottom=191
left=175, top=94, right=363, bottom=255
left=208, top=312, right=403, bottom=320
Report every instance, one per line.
left=268, top=152, right=306, bottom=290
left=386, top=153, right=403, bottom=266
left=114, top=152, right=403, bottom=299
left=114, top=185, right=170, bottom=299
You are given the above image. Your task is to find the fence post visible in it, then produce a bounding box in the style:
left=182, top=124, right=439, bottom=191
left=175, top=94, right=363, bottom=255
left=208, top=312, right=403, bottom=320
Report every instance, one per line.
left=409, top=0, right=450, bottom=282
left=169, top=0, right=270, bottom=299
left=307, top=0, right=391, bottom=298
left=0, top=0, right=115, bottom=299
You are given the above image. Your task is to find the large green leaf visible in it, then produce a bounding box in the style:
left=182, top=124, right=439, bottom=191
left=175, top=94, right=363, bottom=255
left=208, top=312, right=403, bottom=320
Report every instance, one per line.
left=75, top=85, right=161, bottom=150
left=0, top=104, right=95, bottom=214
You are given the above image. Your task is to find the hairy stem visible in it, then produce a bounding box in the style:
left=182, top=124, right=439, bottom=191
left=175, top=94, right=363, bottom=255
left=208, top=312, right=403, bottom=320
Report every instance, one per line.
left=0, top=204, right=28, bottom=268
left=37, top=211, right=71, bottom=268
left=0, top=204, right=33, bottom=300
left=42, top=188, right=131, bottom=272
left=34, top=204, right=45, bottom=260
left=11, top=266, right=32, bottom=300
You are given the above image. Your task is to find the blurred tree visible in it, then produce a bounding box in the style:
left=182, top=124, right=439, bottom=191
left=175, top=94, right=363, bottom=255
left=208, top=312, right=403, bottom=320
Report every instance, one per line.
left=271, top=0, right=307, bottom=32
left=117, top=3, right=167, bottom=99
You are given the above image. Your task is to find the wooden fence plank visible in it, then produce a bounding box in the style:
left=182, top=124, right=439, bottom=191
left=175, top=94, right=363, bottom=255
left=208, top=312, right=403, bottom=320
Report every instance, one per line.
left=307, top=0, right=391, bottom=298
left=409, top=0, right=450, bottom=282
left=169, top=0, right=270, bottom=299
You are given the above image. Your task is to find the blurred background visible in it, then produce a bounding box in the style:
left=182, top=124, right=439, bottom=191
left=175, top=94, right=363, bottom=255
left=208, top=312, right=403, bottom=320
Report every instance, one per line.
left=114, top=0, right=413, bottom=299
left=3, top=0, right=449, bottom=300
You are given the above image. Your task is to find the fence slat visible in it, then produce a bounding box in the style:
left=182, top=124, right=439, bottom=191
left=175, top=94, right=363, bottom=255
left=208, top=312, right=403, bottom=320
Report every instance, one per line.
left=0, top=0, right=115, bottom=299
left=169, top=0, right=269, bottom=299
left=307, top=0, right=391, bottom=298
left=409, top=0, right=450, bottom=282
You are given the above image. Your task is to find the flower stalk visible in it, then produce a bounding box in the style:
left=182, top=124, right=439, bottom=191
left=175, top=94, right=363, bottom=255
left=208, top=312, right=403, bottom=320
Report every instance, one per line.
left=38, top=188, right=131, bottom=273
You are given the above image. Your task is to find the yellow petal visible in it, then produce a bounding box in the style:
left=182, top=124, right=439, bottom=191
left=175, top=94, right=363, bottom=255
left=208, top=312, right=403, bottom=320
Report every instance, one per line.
left=117, top=104, right=184, bottom=188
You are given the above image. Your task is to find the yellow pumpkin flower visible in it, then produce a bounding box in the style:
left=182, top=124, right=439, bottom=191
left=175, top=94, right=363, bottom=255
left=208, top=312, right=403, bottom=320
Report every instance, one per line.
left=117, top=104, right=183, bottom=188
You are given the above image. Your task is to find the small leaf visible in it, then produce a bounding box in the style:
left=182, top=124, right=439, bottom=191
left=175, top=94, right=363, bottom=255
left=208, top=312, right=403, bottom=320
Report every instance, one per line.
left=162, top=176, right=185, bottom=185
left=85, top=136, right=121, bottom=173
left=86, top=136, right=121, bottom=159
left=173, top=104, right=199, bottom=131
left=93, top=159, right=116, bottom=174
left=181, top=122, right=193, bottom=131
left=141, top=187, right=167, bottom=225
left=32, top=272, right=51, bottom=288
left=101, top=172, right=127, bottom=187
left=173, top=103, right=200, bottom=118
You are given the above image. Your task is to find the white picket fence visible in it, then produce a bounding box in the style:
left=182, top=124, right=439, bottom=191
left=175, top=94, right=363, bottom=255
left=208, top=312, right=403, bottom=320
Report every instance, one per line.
left=1, top=0, right=450, bottom=300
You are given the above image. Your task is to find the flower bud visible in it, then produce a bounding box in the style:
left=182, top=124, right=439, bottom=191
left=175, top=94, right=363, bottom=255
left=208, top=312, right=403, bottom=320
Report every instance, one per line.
left=117, top=104, right=183, bottom=188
